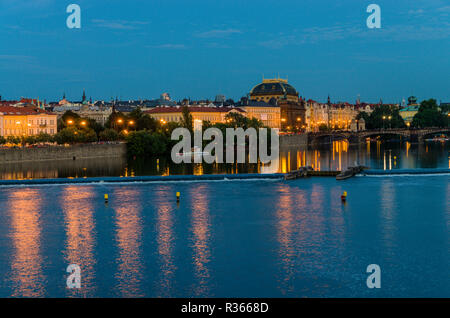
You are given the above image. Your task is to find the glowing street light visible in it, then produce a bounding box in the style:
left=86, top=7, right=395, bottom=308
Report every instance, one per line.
left=67, top=119, right=74, bottom=125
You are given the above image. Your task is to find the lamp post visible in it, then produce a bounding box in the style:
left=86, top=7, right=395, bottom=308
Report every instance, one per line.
left=388, top=116, right=392, bottom=129
left=116, top=118, right=124, bottom=131
left=382, top=116, right=386, bottom=130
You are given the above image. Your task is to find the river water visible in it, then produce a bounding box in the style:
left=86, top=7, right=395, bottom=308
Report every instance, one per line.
left=0, top=141, right=449, bottom=179
left=0, top=175, right=448, bottom=297
left=0, top=140, right=448, bottom=297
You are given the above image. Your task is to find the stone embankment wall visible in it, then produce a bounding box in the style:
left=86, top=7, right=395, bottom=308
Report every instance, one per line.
left=279, top=134, right=308, bottom=148
left=0, top=143, right=127, bottom=163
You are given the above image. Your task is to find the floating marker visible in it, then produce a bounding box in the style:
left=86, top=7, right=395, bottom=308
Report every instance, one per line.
left=104, top=194, right=109, bottom=203
left=341, top=191, right=347, bottom=203
left=176, top=192, right=180, bottom=203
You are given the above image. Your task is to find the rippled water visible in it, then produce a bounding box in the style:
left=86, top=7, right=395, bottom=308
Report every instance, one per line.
left=1, top=141, right=449, bottom=179
left=0, top=176, right=448, bottom=297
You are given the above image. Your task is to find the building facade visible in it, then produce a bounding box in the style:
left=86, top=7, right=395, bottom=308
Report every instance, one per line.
left=0, top=106, right=58, bottom=137
left=249, top=78, right=305, bottom=131
left=305, top=99, right=329, bottom=132
left=237, top=99, right=281, bottom=129
left=145, top=106, right=246, bottom=124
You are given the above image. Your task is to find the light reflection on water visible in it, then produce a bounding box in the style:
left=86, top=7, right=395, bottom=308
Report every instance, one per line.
left=155, top=189, right=177, bottom=297
left=0, top=176, right=448, bottom=297
left=0, top=142, right=448, bottom=180
left=8, top=189, right=46, bottom=297
left=189, top=185, right=213, bottom=297
left=112, top=188, right=144, bottom=297
left=275, top=187, right=296, bottom=295
left=61, top=186, right=97, bottom=297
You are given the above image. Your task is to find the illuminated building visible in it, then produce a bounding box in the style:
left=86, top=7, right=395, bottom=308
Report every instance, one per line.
left=237, top=99, right=281, bottom=129
left=249, top=77, right=305, bottom=131
left=329, top=102, right=358, bottom=130
left=0, top=106, right=58, bottom=137
left=399, top=96, right=420, bottom=124
left=250, top=77, right=299, bottom=103
left=305, top=99, right=329, bottom=132
left=145, top=106, right=246, bottom=124
left=52, top=92, right=112, bottom=125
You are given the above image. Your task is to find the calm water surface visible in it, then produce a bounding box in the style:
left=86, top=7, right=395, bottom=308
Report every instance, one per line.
left=0, top=176, right=448, bottom=297
left=0, top=141, right=449, bottom=179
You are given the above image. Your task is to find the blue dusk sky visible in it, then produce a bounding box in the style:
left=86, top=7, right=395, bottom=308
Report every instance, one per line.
left=0, top=0, right=449, bottom=103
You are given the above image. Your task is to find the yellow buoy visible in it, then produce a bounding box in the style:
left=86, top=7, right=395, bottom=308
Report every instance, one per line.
left=176, top=192, right=180, bottom=202
left=341, top=191, right=347, bottom=202
left=104, top=194, right=109, bottom=202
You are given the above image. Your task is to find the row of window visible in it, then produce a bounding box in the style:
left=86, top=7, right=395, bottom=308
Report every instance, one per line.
left=28, top=119, right=55, bottom=125
left=3, top=129, right=55, bottom=135
left=3, top=119, right=55, bottom=125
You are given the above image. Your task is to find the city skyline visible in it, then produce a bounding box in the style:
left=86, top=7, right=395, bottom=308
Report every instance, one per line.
left=0, top=0, right=449, bottom=103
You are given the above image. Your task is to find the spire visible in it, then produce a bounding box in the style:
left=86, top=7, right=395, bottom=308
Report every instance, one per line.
left=327, top=94, right=331, bottom=105
left=82, top=89, right=86, bottom=102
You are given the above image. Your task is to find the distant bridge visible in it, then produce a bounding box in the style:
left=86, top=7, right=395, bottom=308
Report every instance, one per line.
left=308, top=128, right=450, bottom=144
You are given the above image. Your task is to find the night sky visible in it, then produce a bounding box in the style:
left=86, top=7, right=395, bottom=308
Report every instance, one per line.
left=0, top=0, right=449, bottom=103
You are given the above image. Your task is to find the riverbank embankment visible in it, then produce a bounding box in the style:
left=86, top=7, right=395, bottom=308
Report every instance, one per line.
left=0, top=143, right=127, bottom=163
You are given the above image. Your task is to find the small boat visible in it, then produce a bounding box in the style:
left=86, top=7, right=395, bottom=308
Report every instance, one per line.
left=176, top=146, right=210, bottom=157
left=336, top=166, right=368, bottom=180
left=425, top=135, right=449, bottom=143
left=284, top=166, right=313, bottom=180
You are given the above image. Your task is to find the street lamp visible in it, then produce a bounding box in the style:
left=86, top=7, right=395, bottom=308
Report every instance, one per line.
left=382, top=116, right=386, bottom=129
left=388, top=116, right=392, bottom=129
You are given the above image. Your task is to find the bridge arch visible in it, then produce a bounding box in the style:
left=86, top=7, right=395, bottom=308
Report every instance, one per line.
left=309, top=133, right=350, bottom=145
left=358, top=130, right=410, bottom=141
left=419, top=128, right=450, bottom=139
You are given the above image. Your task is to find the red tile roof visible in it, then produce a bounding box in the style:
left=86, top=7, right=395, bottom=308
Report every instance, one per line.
left=0, top=101, right=18, bottom=107
left=0, top=106, right=54, bottom=115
